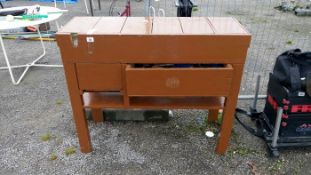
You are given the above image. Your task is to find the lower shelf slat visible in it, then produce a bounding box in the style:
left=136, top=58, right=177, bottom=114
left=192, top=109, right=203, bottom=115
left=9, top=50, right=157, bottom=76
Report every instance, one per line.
left=83, top=92, right=225, bottom=109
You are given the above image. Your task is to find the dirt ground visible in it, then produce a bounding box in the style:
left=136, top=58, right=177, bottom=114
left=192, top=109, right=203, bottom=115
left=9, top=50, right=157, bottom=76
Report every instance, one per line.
left=0, top=0, right=311, bottom=174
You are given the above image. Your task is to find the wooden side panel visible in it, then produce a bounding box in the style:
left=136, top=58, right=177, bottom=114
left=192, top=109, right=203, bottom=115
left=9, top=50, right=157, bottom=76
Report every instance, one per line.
left=126, top=65, right=233, bottom=96
left=76, top=63, right=122, bottom=91
left=71, top=35, right=250, bottom=63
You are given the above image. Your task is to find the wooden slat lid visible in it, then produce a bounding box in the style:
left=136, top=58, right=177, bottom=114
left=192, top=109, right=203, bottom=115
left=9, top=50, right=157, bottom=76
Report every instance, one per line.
left=179, top=17, right=214, bottom=34
left=152, top=17, right=183, bottom=35
left=121, top=17, right=152, bottom=34
left=207, top=17, right=249, bottom=35
left=58, top=17, right=250, bottom=36
left=58, top=17, right=101, bottom=34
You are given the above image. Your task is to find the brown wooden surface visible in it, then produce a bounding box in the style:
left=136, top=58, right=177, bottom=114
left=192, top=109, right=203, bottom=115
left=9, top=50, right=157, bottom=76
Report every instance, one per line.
left=56, top=17, right=251, bottom=155
left=216, top=64, right=244, bottom=154
left=91, top=108, right=103, bottom=123
left=208, top=109, right=219, bottom=122
left=56, top=17, right=251, bottom=64
left=76, top=63, right=122, bottom=91
left=126, top=65, right=233, bottom=97
left=83, top=92, right=225, bottom=109
left=63, top=63, right=92, bottom=153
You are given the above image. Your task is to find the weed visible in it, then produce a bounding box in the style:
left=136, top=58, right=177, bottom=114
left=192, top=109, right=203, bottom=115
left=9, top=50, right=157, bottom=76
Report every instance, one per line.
left=40, top=133, right=52, bottom=142
left=56, top=99, right=63, bottom=105
left=192, top=7, right=199, bottom=12
left=269, top=158, right=286, bottom=173
left=64, top=147, right=76, bottom=156
left=49, top=153, right=57, bottom=161
left=286, top=40, right=293, bottom=45
left=228, top=146, right=258, bottom=156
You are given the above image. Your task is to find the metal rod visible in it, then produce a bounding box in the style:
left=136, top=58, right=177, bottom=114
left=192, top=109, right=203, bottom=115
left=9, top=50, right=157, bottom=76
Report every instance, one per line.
left=253, top=75, right=261, bottom=109
left=144, top=0, right=151, bottom=16
left=238, top=95, right=267, bottom=100
left=89, top=0, right=94, bottom=16
left=272, top=107, right=283, bottom=147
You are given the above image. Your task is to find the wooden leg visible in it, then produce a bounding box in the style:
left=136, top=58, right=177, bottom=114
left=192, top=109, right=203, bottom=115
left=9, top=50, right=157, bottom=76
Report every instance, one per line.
left=91, top=108, right=103, bottom=123
left=215, top=64, right=243, bottom=154
left=63, top=63, right=92, bottom=153
left=208, top=109, right=219, bottom=123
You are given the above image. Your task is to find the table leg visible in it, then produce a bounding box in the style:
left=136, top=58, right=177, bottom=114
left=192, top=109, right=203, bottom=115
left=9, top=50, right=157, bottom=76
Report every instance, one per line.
left=91, top=108, right=103, bottom=123
left=215, top=64, right=243, bottom=154
left=208, top=109, right=219, bottom=123
left=63, top=63, right=92, bottom=153
left=0, top=33, right=17, bottom=84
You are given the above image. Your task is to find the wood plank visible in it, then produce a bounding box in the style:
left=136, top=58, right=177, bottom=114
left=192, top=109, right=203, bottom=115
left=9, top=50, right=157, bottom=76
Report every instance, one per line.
left=83, top=92, right=224, bottom=109
left=63, top=63, right=92, bottom=153
left=92, top=17, right=127, bottom=34
left=58, top=17, right=101, bottom=34
left=76, top=63, right=122, bottom=91
left=126, top=65, right=233, bottom=97
left=121, top=17, right=152, bottom=35
left=152, top=17, right=183, bottom=35
left=207, top=17, right=249, bottom=35
left=179, top=17, right=214, bottom=35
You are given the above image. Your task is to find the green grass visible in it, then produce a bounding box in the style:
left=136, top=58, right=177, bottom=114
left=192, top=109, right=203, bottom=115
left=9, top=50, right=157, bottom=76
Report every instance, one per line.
left=269, top=159, right=286, bottom=173
left=286, top=40, right=293, bottom=45
left=192, top=7, right=199, bottom=12
left=64, top=147, right=76, bottom=156
left=49, top=153, right=57, bottom=161
left=40, top=133, right=52, bottom=142
left=228, top=146, right=258, bottom=156
left=55, top=99, right=63, bottom=105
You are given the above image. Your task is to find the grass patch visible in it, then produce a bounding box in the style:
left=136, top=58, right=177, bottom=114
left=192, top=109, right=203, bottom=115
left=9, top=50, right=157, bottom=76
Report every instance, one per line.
left=40, top=133, right=52, bottom=142
left=55, top=99, right=63, bottom=105
left=294, top=29, right=299, bottom=32
left=185, top=122, right=202, bottom=134
left=49, top=153, right=57, bottom=161
left=228, top=146, right=258, bottom=156
left=64, top=147, right=76, bottom=156
left=192, top=7, right=199, bottom=12
left=269, top=158, right=286, bottom=173
left=286, top=40, right=293, bottom=45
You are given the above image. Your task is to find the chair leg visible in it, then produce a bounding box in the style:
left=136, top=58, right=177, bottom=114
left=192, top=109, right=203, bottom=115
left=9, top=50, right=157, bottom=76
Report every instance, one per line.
left=0, top=1, right=4, bottom=9
left=84, top=0, right=89, bottom=14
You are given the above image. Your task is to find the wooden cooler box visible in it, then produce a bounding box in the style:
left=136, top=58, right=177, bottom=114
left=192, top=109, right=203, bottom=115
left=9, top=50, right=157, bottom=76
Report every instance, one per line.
left=56, top=17, right=251, bottom=154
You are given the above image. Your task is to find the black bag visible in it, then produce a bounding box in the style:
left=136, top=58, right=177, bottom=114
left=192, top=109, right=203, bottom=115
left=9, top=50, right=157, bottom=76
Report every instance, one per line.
left=273, top=49, right=311, bottom=95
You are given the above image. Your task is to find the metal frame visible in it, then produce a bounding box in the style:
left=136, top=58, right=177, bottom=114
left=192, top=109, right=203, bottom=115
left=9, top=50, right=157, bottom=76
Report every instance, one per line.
left=0, top=27, right=62, bottom=85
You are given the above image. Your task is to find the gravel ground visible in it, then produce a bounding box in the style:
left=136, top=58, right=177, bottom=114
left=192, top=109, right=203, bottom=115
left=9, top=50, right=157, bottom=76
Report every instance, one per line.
left=0, top=0, right=311, bottom=174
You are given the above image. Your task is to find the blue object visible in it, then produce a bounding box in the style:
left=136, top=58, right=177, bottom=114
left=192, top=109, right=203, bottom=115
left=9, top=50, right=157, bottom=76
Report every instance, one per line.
left=31, top=0, right=77, bottom=4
